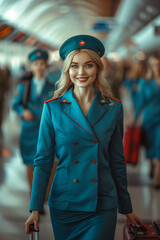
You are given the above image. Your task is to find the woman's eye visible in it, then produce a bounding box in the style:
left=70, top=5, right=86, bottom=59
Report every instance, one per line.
left=86, top=64, right=92, bottom=68
left=71, top=65, right=78, bottom=68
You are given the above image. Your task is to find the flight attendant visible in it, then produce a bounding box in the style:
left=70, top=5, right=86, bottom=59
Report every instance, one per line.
left=25, top=35, right=145, bottom=239
left=135, top=56, right=160, bottom=188
left=12, top=49, right=55, bottom=194
left=123, top=60, right=144, bottom=114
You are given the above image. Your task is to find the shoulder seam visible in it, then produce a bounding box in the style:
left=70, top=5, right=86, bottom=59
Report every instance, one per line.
left=108, top=96, right=122, bottom=103
left=44, top=97, right=58, bottom=103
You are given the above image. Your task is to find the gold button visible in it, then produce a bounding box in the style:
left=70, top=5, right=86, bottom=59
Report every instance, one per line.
left=74, top=160, right=79, bottom=164
left=92, top=140, right=97, bottom=144
left=101, top=99, right=105, bottom=103
left=92, top=160, right=96, bottom=164
left=63, top=99, right=68, bottom=102
left=109, top=102, right=115, bottom=106
left=92, top=179, right=97, bottom=183
left=73, top=179, right=78, bottom=183
left=73, top=142, right=78, bottom=145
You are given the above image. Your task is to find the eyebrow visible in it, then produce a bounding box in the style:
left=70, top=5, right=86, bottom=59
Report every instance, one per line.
left=71, top=61, right=94, bottom=64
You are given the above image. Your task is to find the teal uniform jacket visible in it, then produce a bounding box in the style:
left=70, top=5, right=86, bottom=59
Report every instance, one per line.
left=123, top=78, right=140, bottom=113
left=135, top=78, right=160, bottom=129
left=12, top=77, right=56, bottom=166
left=30, top=87, right=132, bottom=213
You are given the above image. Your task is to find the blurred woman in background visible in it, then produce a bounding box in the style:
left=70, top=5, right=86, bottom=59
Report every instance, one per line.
left=12, top=49, right=55, bottom=196
left=123, top=60, right=145, bottom=115
left=135, top=56, right=160, bottom=189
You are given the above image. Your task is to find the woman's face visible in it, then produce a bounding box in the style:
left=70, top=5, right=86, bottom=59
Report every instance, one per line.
left=151, top=58, right=160, bottom=76
left=30, top=59, right=47, bottom=77
left=69, top=51, right=98, bottom=88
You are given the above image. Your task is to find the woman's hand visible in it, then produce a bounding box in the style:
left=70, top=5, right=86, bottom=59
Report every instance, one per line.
left=125, top=212, right=147, bottom=229
left=25, top=211, right=40, bottom=234
left=23, top=109, right=35, bottom=121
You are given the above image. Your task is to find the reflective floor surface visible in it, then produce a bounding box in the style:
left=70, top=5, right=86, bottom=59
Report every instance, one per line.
left=0, top=110, right=160, bottom=240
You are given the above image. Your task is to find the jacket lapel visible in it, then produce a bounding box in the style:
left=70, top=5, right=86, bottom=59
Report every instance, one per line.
left=60, top=88, right=96, bottom=138
left=86, top=91, right=111, bottom=127
left=60, top=88, right=112, bottom=138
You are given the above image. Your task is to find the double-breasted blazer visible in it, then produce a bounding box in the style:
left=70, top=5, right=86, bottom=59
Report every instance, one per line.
left=30, top=87, right=132, bottom=214
left=12, top=77, right=55, bottom=166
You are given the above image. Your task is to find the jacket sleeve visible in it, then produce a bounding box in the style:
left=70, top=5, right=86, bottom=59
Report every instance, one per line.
left=12, top=83, right=25, bottom=116
left=109, top=103, right=133, bottom=214
left=30, top=102, right=55, bottom=211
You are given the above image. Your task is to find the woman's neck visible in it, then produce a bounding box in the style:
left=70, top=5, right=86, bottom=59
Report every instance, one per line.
left=73, top=86, right=95, bottom=104
left=35, top=74, right=45, bottom=80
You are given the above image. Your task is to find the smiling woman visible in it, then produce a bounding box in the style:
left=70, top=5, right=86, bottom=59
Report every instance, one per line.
left=54, top=48, right=111, bottom=98
left=25, top=35, right=146, bottom=240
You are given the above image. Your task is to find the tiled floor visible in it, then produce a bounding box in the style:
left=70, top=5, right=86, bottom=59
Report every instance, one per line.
left=0, top=109, right=160, bottom=240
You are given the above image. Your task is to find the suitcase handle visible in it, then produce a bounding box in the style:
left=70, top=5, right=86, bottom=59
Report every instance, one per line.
left=29, top=224, right=39, bottom=240
left=124, top=222, right=160, bottom=240
left=29, top=223, right=39, bottom=232
left=152, top=221, right=160, bottom=236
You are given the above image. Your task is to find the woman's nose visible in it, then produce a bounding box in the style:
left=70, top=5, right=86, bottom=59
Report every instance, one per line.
left=78, top=66, right=85, bottom=74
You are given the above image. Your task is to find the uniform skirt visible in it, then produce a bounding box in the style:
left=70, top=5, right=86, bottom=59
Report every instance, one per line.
left=49, top=207, right=117, bottom=240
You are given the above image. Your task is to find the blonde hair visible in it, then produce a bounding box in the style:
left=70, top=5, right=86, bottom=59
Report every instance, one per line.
left=54, top=49, right=111, bottom=98
left=145, top=56, right=159, bottom=80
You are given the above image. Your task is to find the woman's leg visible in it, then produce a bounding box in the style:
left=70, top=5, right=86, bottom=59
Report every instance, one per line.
left=154, top=125, right=160, bottom=188
left=154, top=160, right=160, bottom=188
left=149, top=158, right=154, bottom=178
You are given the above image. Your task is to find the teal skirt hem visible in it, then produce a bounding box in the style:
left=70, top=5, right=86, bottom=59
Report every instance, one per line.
left=49, top=207, right=117, bottom=240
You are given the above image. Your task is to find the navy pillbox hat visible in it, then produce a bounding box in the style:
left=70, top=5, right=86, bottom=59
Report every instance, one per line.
left=28, top=49, right=49, bottom=62
left=59, top=35, right=105, bottom=60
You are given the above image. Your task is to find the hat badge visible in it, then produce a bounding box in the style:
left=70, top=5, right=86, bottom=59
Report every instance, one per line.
left=36, top=51, right=42, bottom=56
left=79, top=40, right=85, bottom=46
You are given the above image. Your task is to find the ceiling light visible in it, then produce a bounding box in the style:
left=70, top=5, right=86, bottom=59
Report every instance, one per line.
left=50, top=50, right=60, bottom=62
left=4, top=9, right=17, bottom=21
left=59, top=5, right=70, bottom=14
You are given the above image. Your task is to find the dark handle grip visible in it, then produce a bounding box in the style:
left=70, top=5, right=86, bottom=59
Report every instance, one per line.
left=152, top=221, right=160, bottom=236
left=29, top=224, right=39, bottom=232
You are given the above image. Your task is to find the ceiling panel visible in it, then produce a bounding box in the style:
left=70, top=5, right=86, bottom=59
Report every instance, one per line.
left=0, top=0, right=121, bottom=48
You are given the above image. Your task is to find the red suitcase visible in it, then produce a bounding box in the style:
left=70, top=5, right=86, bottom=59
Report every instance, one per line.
left=123, top=220, right=160, bottom=239
left=123, top=125, right=142, bottom=164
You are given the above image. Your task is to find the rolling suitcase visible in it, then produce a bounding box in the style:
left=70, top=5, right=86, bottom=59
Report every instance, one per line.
left=123, top=125, right=142, bottom=164
left=29, top=224, right=39, bottom=240
left=123, top=219, right=160, bottom=239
